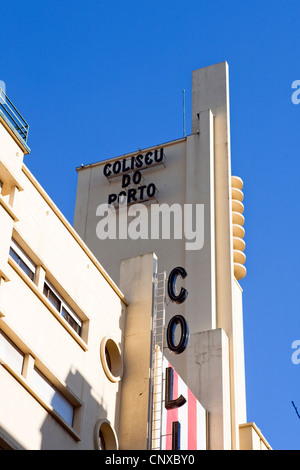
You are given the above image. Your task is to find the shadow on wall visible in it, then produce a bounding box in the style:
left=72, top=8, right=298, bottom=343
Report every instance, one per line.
left=0, top=425, right=25, bottom=450
left=39, top=368, right=113, bottom=450
left=0, top=356, right=122, bottom=450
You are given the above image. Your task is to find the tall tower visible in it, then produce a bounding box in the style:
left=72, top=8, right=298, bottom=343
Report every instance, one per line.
left=74, top=63, right=268, bottom=450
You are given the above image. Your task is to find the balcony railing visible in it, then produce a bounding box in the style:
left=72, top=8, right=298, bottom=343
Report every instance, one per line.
left=0, top=87, right=29, bottom=144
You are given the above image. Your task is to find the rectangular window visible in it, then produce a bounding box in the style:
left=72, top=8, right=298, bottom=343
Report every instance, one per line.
left=31, top=367, right=74, bottom=426
left=43, top=282, right=61, bottom=311
left=9, top=239, right=36, bottom=282
left=43, top=280, right=82, bottom=336
left=61, top=306, right=82, bottom=336
left=0, top=330, right=24, bottom=375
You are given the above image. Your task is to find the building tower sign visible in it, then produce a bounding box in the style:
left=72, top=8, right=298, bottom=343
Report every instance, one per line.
left=74, top=62, right=270, bottom=450
left=103, top=147, right=165, bottom=206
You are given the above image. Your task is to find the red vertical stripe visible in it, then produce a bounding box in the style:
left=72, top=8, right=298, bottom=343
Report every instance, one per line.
left=165, top=364, right=178, bottom=450
left=188, top=388, right=197, bottom=449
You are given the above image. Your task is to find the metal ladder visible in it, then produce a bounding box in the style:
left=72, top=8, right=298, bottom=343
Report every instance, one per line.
left=150, top=271, right=167, bottom=450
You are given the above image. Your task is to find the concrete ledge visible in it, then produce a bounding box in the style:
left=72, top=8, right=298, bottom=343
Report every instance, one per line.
left=239, top=422, right=272, bottom=450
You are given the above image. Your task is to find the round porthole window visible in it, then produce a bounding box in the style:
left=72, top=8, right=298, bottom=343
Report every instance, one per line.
left=100, top=336, right=123, bottom=382
left=94, top=419, right=118, bottom=450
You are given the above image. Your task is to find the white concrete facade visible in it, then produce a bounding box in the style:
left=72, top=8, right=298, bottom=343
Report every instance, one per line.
left=0, top=107, right=129, bottom=449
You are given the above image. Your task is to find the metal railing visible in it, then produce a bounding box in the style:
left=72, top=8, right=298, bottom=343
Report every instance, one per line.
left=0, top=87, right=29, bottom=143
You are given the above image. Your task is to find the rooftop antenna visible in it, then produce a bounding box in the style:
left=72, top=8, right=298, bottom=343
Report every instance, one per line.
left=183, top=89, right=186, bottom=138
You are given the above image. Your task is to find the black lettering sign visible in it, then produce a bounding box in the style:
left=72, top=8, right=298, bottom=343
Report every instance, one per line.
left=167, top=266, right=188, bottom=304
left=121, top=174, right=131, bottom=188
left=155, top=148, right=164, bottom=163
left=135, top=154, right=143, bottom=168
left=147, top=183, right=156, bottom=199
left=165, top=367, right=186, bottom=409
left=166, top=314, right=189, bottom=355
left=164, top=267, right=189, bottom=450
left=107, top=183, right=157, bottom=206
left=108, top=193, right=117, bottom=205
left=132, top=170, right=142, bottom=185
left=103, top=163, right=112, bottom=177
left=104, top=148, right=164, bottom=205
left=145, top=151, right=153, bottom=165
left=121, top=171, right=142, bottom=189
left=122, top=159, right=130, bottom=173
left=172, top=421, right=181, bottom=451
left=103, top=148, right=164, bottom=177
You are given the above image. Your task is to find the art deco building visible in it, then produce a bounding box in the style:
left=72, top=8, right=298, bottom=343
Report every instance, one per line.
left=0, top=63, right=271, bottom=450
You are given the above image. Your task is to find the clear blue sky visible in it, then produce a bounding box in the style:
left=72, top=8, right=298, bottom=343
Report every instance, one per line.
left=2, top=0, right=300, bottom=450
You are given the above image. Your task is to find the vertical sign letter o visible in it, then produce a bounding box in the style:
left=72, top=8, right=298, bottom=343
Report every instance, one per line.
left=166, top=314, right=189, bottom=355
